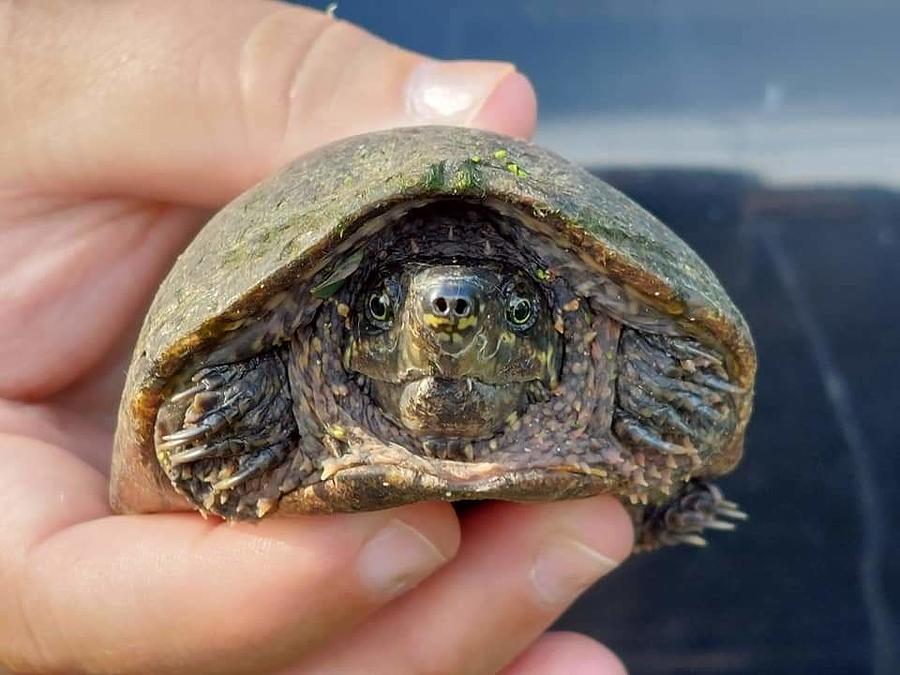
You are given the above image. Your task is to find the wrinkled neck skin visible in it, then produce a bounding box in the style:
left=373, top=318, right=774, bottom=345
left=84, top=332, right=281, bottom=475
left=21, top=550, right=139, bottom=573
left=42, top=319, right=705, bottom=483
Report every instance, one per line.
left=289, top=204, right=622, bottom=471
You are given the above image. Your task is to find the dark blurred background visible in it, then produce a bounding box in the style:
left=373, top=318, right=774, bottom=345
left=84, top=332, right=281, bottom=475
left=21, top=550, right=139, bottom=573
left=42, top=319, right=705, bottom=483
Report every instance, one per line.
left=305, top=2, right=900, bottom=673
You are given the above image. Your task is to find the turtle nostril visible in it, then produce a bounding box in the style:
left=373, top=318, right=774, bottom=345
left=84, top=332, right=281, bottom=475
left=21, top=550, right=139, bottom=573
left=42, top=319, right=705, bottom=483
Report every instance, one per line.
left=454, top=298, right=470, bottom=317
left=424, top=279, right=480, bottom=324
left=430, top=295, right=472, bottom=317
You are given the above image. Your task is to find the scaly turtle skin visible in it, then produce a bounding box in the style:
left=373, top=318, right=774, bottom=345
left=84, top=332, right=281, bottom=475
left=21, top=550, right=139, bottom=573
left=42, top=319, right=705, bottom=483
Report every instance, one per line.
left=111, top=126, right=756, bottom=550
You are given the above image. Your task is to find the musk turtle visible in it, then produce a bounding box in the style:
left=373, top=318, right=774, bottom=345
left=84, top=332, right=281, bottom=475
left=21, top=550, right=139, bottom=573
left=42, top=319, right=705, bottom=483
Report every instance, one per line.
left=111, top=126, right=756, bottom=550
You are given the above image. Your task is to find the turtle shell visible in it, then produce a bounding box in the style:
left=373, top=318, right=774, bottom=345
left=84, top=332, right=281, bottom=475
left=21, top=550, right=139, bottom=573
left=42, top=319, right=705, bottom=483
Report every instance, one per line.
left=111, top=125, right=755, bottom=514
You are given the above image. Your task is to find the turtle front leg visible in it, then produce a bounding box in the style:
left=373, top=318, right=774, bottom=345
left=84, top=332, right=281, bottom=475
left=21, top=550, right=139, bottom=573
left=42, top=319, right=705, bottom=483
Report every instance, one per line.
left=156, top=350, right=303, bottom=518
left=633, top=480, right=747, bottom=551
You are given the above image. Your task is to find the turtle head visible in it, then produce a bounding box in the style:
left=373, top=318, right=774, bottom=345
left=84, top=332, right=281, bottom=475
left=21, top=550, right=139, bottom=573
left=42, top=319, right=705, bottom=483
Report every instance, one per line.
left=345, top=263, right=562, bottom=439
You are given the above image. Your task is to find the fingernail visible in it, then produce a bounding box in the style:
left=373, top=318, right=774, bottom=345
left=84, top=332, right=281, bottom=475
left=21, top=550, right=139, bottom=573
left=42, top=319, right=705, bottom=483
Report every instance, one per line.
left=358, top=519, right=448, bottom=598
left=406, top=60, right=515, bottom=122
left=530, top=537, right=620, bottom=607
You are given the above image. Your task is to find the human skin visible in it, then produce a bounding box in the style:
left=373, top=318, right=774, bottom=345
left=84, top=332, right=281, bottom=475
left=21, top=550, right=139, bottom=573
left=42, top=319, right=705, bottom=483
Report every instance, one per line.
left=0, top=2, right=633, bottom=673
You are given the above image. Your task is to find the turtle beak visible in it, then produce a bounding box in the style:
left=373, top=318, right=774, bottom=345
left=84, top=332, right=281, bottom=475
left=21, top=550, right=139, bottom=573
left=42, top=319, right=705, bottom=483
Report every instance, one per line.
left=411, top=267, right=485, bottom=356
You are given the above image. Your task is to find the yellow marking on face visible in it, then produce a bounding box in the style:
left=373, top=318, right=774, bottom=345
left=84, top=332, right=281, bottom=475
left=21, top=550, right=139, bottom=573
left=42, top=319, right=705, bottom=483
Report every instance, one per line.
left=451, top=332, right=463, bottom=344
left=424, top=313, right=452, bottom=328
left=456, top=316, right=478, bottom=331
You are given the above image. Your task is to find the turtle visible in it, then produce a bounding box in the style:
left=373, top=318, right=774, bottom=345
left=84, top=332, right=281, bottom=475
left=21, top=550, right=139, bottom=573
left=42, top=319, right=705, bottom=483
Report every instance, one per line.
left=110, top=125, right=756, bottom=550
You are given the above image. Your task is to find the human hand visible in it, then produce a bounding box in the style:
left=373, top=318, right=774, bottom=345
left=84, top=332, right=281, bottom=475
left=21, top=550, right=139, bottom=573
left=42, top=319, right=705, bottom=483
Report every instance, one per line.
left=0, top=2, right=633, bottom=673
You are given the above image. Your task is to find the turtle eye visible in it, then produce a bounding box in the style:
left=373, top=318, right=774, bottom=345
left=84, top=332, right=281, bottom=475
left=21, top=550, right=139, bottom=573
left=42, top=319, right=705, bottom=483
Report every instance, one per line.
left=366, top=290, right=393, bottom=327
left=506, top=289, right=537, bottom=331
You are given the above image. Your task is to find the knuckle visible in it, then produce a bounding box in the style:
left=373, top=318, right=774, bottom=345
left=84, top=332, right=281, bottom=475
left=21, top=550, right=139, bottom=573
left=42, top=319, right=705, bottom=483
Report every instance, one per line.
left=235, top=9, right=333, bottom=149
left=236, top=8, right=379, bottom=162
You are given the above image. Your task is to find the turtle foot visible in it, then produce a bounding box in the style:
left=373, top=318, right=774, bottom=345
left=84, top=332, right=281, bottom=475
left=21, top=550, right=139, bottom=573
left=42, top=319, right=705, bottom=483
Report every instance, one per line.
left=634, top=480, right=746, bottom=551
left=157, top=351, right=299, bottom=518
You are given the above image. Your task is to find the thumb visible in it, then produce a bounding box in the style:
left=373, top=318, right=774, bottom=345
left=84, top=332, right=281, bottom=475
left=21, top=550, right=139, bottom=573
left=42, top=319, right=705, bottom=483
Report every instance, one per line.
left=0, top=0, right=536, bottom=206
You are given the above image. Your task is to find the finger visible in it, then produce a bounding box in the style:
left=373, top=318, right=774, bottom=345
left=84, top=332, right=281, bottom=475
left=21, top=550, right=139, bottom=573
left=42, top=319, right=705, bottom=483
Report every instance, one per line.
left=501, top=631, right=628, bottom=675
left=0, top=434, right=460, bottom=675
left=0, top=197, right=206, bottom=401
left=0, top=0, right=537, bottom=206
left=299, top=496, right=633, bottom=675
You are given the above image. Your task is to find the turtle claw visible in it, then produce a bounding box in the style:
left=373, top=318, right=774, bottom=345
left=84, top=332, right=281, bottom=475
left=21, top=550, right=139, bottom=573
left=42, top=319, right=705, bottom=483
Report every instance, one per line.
left=703, top=519, right=737, bottom=531
left=168, top=445, right=213, bottom=465
left=675, top=534, right=708, bottom=547
left=692, top=372, right=746, bottom=395
left=211, top=442, right=292, bottom=493
left=160, top=425, right=211, bottom=447
left=157, top=352, right=299, bottom=519
left=212, top=466, right=258, bottom=493
left=716, top=506, right=749, bottom=521
left=169, top=369, right=229, bottom=402
left=169, top=383, right=205, bottom=403
left=634, top=479, right=746, bottom=551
